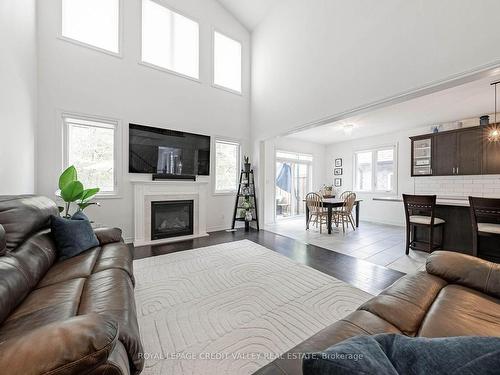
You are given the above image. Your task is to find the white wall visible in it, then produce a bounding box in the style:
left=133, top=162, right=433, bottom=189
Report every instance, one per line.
left=262, top=137, right=326, bottom=224
left=36, top=0, right=250, bottom=240
left=251, top=0, right=500, bottom=142
left=0, top=0, right=37, bottom=194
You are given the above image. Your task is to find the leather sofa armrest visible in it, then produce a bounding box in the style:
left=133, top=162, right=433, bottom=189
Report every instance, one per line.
left=0, top=313, right=118, bottom=375
left=94, top=227, right=123, bottom=245
left=426, top=251, right=500, bottom=299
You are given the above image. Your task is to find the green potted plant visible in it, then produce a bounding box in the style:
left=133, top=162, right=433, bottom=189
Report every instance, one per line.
left=243, top=156, right=251, bottom=173
left=56, top=166, right=100, bottom=218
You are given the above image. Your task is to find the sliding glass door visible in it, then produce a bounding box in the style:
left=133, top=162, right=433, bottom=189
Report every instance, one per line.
left=275, top=151, right=312, bottom=220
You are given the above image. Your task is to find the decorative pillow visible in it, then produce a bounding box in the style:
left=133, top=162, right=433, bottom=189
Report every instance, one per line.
left=71, top=210, right=90, bottom=221
left=50, top=214, right=99, bottom=261
left=302, top=334, right=500, bottom=375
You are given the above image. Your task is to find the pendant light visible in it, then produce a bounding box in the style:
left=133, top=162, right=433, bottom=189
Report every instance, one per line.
left=489, top=80, right=500, bottom=142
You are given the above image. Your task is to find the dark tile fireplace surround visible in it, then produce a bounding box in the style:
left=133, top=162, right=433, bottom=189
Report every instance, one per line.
left=151, top=200, right=194, bottom=240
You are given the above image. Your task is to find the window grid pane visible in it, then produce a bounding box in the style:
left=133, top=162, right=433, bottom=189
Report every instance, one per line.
left=355, top=151, right=373, bottom=191
left=215, top=141, right=239, bottom=192
left=66, top=119, right=115, bottom=193
left=375, top=149, right=394, bottom=192
left=62, top=0, right=120, bottom=53
left=142, top=0, right=199, bottom=79
left=214, top=31, right=242, bottom=92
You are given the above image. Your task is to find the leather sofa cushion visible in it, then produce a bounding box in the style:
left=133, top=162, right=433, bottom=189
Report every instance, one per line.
left=94, top=227, right=124, bottom=245
left=9, top=231, right=57, bottom=289
left=360, top=271, right=447, bottom=336
left=0, top=224, right=5, bottom=256
left=0, top=313, right=118, bottom=375
left=37, top=247, right=101, bottom=289
left=93, top=242, right=134, bottom=285
left=93, top=341, right=131, bottom=375
left=0, top=257, right=31, bottom=325
left=78, top=268, right=144, bottom=374
left=0, top=195, right=59, bottom=251
left=418, top=284, right=500, bottom=337
left=426, top=251, right=500, bottom=299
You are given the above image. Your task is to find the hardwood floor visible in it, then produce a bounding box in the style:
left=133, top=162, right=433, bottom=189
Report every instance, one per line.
left=133, top=228, right=404, bottom=295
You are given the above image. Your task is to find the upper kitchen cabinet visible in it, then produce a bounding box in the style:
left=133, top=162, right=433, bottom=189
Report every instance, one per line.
left=411, top=136, right=432, bottom=176
left=410, top=126, right=486, bottom=177
left=433, top=132, right=458, bottom=176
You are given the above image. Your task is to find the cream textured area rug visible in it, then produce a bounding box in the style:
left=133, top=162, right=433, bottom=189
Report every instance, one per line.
left=134, top=240, right=372, bottom=375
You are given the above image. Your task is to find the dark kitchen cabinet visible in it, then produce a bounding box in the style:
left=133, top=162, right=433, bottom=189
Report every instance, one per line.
left=410, top=126, right=492, bottom=177
left=457, top=128, right=482, bottom=175
left=433, top=133, right=457, bottom=176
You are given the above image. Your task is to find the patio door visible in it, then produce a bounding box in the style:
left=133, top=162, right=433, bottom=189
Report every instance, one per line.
left=275, top=151, right=312, bottom=220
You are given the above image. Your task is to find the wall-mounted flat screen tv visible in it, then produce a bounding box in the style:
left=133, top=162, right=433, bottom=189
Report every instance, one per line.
left=129, top=124, right=210, bottom=175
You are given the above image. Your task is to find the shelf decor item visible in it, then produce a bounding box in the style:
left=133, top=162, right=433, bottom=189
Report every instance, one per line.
left=334, top=168, right=343, bottom=176
left=335, top=158, right=342, bottom=167
left=243, top=156, right=251, bottom=173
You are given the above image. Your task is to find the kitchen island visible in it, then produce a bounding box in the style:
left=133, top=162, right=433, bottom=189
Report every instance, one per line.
left=374, top=196, right=499, bottom=262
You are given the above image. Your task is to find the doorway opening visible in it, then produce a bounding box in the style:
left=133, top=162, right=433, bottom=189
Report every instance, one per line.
left=275, top=150, right=312, bottom=220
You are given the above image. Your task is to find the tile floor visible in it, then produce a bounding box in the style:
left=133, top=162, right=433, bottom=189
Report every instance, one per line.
left=265, top=217, right=429, bottom=274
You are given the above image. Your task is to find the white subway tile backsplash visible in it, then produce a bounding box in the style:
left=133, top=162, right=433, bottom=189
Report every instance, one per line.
left=414, top=175, right=500, bottom=198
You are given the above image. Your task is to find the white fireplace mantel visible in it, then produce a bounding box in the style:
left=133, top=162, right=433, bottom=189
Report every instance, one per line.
left=132, top=179, right=209, bottom=246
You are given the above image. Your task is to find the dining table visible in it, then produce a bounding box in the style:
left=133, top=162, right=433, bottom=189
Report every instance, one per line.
left=304, top=198, right=362, bottom=234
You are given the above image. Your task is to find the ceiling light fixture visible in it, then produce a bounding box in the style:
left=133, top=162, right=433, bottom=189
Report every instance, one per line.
left=488, top=80, right=500, bottom=142
left=343, top=124, right=354, bottom=136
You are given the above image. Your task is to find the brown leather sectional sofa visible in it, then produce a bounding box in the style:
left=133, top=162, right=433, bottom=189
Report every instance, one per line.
left=257, top=251, right=500, bottom=374
left=0, top=195, right=144, bottom=375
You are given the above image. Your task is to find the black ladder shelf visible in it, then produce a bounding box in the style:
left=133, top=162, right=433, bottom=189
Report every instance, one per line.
left=231, top=170, right=260, bottom=231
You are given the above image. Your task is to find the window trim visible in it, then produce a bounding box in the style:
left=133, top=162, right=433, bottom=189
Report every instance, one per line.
left=58, top=0, right=124, bottom=58
left=353, top=144, right=398, bottom=195
left=61, top=112, right=123, bottom=198
left=139, top=0, right=201, bottom=82
left=211, top=28, right=243, bottom=96
left=212, top=138, right=241, bottom=196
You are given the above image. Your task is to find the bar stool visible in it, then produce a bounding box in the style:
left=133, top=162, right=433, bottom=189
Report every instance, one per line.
left=469, top=197, right=500, bottom=257
left=403, top=194, right=445, bottom=255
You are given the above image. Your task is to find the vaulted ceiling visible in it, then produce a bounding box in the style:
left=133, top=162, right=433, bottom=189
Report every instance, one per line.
left=216, top=0, right=279, bottom=30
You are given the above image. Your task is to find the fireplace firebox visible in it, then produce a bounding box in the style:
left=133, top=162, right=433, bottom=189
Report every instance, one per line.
left=151, top=200, right=194, bottom=240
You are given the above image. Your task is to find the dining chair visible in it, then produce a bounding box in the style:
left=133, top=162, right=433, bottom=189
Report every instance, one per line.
left=402, top=194, right=445, bottom=255
left=469, top=196, right=500, bottom=257
left=334, top=192, right=357, bottom=233
left=305, top=192, right=328, bottom=233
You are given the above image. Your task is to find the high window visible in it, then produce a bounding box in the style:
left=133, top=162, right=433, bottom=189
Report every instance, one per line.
left=214, top=140, right=240, bottom=193
left=354, top=146, right=396, bottom=193
left=213, top=31, right=242, bottom=93
left=63, top=115, right=119, bottom=195
left=142, top=0, right=199, bottom=79
left=61, top=0, right=120, bottom=54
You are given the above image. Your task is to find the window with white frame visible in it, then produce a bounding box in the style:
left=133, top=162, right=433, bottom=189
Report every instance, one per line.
left=213, top=31, right=242, bottom=93
left=214, top=140, right=240, bottom=193
left=141, top=0, right=199, bottom=79
left=354, top=146, right=396, bottom=193
left=63, top=115, right=119, bottom=194
left=61, top=0, right=120, bottom=54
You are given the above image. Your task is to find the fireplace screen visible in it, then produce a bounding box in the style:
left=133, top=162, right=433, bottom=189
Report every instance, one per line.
left=151, top=200, right=194, bottom=240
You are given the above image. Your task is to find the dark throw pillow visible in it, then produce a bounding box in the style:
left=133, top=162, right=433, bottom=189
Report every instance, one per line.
left=302, top=334, right=500, bottom=375
left=50, top=214, right=99, bottom=261
left=71, top=210, right=90, bottom=221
